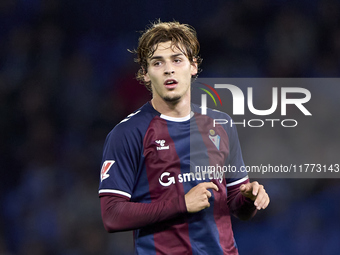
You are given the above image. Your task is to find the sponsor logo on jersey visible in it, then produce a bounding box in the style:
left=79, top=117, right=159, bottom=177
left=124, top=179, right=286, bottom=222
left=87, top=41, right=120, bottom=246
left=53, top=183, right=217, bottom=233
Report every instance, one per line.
left=100, top=160, right=115, bottom=182
left=155, top=139, right=169, bottom=150
left=159, top=170, right=224, bottom=187
left=159, top=172, right=176, bottom=186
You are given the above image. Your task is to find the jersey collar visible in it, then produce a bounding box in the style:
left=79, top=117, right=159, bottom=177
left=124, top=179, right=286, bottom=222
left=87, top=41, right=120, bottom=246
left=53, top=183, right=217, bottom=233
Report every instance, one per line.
left=160, top=113, right=192, bottom=122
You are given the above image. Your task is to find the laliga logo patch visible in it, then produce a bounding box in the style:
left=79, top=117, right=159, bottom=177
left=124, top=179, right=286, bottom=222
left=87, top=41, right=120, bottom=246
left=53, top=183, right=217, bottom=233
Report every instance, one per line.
left=209, top=129, right=220, bottom=150
left=100, top=160, right=115, bottom=182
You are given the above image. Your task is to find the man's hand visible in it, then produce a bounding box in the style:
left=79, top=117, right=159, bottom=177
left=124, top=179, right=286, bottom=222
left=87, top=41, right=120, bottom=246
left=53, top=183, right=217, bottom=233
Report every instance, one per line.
left=240, top=181, right=270, bottom=210
left=185, top=182, right=219, bottom=213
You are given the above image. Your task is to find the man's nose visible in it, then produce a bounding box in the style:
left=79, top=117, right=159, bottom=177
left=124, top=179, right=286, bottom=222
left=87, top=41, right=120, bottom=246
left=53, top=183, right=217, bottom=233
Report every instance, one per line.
left=164, top=62, right=174, bottom=75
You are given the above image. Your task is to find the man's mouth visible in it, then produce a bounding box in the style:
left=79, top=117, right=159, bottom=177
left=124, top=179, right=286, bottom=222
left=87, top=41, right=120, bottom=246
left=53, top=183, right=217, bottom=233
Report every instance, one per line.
left=164, top=79, right=178, bottom=89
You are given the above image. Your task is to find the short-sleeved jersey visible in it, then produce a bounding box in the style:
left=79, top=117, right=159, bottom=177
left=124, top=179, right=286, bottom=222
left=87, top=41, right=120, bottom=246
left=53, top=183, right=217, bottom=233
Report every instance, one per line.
left=98, top=102, right=248, bottom=255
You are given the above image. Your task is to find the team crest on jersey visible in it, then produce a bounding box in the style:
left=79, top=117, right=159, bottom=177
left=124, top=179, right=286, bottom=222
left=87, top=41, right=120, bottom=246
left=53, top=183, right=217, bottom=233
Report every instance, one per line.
left=100, top=160, right=115, bottom=182
left=155, top=140, right=169, bottom=150
left=209, top=129, right=220, bottom=150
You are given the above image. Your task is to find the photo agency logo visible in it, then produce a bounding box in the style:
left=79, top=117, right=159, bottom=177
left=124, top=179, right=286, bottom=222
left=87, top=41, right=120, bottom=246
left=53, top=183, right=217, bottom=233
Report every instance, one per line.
left=197, top=83, right=223, bottom=110
left=195, top=79, right=312, bottom=128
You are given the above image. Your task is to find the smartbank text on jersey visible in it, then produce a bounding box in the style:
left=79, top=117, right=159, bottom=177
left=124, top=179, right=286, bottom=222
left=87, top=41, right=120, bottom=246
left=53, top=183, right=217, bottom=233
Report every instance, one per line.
left=159, top=170, right=224, bottom=187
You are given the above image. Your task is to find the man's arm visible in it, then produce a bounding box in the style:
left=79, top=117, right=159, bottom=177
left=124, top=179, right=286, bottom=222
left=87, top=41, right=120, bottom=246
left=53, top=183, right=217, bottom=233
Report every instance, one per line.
left=227, top=179, right=270, bottom=221
left=100, top=195, right=187, bottom=232
left=101, top=182, right=219, bottom=232
left=239, top=181, right=270, bottom=210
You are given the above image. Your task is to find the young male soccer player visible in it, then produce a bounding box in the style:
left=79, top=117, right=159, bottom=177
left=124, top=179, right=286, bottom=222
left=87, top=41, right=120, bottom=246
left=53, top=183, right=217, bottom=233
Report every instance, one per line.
left=99, top=21, right=270, bottom=255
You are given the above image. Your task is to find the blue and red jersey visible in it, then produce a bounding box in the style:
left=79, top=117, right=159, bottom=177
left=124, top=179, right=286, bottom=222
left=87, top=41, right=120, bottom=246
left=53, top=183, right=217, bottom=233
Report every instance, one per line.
left=99, top=102, right=251, bottom=255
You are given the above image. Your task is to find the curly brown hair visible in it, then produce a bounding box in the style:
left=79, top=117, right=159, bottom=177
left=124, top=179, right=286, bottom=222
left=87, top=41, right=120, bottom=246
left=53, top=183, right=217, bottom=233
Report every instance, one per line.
left=132, top=20, right=202, bottom=92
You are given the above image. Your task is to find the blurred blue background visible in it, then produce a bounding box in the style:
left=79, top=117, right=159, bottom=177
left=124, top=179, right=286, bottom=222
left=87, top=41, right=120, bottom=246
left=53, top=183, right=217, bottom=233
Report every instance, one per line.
left=1, top=0, right=340, bottom=254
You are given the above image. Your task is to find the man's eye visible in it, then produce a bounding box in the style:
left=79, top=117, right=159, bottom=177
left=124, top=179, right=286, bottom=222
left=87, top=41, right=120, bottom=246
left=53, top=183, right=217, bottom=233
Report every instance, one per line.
left=174, top=59, right=182, bottom=63
left=153, top=61, right=161, bottom=66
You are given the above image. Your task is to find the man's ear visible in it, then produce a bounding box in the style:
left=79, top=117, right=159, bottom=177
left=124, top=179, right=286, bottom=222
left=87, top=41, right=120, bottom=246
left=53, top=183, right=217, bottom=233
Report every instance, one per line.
left=191, top=59, right=198, bottom=76
left=144, top=73, right=150, bottom=82
left=143, top=67, right=150, bottom=82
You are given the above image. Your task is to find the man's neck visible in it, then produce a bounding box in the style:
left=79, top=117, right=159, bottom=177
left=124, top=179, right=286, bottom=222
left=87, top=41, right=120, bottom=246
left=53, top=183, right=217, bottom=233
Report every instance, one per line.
left=151, top=96, right=191, bottom=118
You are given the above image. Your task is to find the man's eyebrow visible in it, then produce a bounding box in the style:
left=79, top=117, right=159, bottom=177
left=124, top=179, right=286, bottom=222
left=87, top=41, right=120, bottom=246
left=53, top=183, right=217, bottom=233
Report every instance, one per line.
left=149, top=53, right=184, bottom=61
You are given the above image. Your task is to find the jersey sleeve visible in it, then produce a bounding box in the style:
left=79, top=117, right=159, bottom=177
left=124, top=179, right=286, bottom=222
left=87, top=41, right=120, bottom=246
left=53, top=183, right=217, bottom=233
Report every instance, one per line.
left=226, top=178, right=257, bottom=220
left=225, top=121, right=249, bottom=187
left=100, top=194, right=187, bottom=232
left=98, top=124, right=141, bottom=199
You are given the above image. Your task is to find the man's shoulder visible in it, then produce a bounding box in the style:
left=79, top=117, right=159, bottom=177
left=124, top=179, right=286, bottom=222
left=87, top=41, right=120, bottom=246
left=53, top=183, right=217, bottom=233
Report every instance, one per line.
left=108, top=102, right=158, bottom=138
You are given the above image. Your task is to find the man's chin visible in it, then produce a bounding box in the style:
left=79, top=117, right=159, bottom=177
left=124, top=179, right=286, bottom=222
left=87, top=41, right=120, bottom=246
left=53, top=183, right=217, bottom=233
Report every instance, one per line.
left=163, top=95, right=181, bottom=103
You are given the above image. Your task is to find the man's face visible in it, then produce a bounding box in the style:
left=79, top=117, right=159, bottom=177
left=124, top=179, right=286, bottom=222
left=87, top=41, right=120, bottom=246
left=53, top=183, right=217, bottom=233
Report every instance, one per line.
left=144, top=41, right=197, bottom=103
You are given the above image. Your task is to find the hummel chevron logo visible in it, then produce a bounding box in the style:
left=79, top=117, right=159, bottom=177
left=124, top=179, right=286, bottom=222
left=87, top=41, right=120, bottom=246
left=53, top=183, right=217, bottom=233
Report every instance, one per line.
left=155, top=140, right=169, bottom=150
left=155, top=140, right=165, bottom=146
left=100, top=160, right=115, bottom=182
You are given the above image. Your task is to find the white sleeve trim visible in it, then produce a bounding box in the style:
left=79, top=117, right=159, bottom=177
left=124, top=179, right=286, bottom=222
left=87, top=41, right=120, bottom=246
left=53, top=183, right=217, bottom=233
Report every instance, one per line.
left=98, top=189, right=131, bottom=198
left=226, top=176, right=249, bottom=187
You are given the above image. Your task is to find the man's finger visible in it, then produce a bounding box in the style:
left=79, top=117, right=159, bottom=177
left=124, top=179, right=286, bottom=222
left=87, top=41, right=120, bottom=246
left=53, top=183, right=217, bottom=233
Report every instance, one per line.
left=240, top=183, right=250, bottom=193
left=255, top=191, right=269, bottom=210
left=251, top=181, right=260, bottom=196
left=201, top=182, right=219, bottom=192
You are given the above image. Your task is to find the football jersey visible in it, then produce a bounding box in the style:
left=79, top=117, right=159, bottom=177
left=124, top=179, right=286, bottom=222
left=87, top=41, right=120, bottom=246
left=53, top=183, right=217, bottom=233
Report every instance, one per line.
left=98, top=102, right=248, bottom=255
